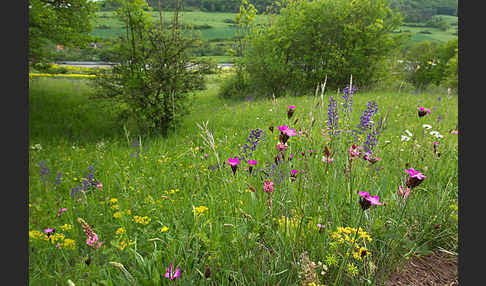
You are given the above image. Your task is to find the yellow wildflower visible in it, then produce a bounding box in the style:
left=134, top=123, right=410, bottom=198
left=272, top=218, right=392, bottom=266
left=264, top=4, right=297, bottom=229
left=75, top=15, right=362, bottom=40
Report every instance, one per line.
left=115, top=227, right=126, bottom=236
left=193, top=206, right=209, bottom=216
left=133, top=215, right=151, bottom=225
left=61, top=238, right=76, bottom=250
left=160, top=226, right=169, bottom=232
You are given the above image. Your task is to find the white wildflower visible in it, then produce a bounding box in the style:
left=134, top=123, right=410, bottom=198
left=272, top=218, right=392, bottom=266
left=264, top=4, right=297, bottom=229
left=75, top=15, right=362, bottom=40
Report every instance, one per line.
left=422, top=124, right=432, bottom=130
left=401, top=135, right=411, bottom=142
left=30, top=143, right=42, bottom=151
left=405, top=129, right=413, bottom=137
left=429, top=130, right=444, bottom=139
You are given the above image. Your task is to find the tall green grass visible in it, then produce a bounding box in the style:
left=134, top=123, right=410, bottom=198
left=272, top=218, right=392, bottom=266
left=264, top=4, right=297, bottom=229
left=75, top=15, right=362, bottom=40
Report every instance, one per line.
left=29, top=75, right=458, bottom=285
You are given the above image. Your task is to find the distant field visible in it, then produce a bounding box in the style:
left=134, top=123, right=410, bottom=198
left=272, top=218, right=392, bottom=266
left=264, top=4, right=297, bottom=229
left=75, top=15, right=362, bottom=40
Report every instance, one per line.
left=91, top=11, right=268, bottom=41
left=397, top=15, right=458, bottom=44
left=93, top=11, right=457, bottom=44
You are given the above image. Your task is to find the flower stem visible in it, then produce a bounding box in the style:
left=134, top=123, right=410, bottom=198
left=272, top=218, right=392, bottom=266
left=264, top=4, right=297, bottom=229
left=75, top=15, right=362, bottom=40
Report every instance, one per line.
left=333, top=209, right=364, bottom=286
left=372, top=196, right=410, bottom=284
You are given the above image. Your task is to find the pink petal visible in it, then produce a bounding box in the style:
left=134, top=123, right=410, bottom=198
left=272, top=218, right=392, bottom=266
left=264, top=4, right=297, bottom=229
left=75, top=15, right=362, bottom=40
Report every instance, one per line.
left=357, top=191, right=370, bottom=198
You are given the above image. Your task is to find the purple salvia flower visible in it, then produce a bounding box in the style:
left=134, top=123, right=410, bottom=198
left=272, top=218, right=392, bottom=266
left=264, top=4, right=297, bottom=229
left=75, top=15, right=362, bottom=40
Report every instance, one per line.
left=327, top=97, right=339, bottom=137
left=55, top=172, right=63, bottom=185
left=38, top=161, right=49, bottom=183
left=363, top=125, right=380, bottom=155
left=71, top=185, right=80, bottom=196
left=239, top=129, right=264, bottom=160
left=342, top=85, right=357, bottom=114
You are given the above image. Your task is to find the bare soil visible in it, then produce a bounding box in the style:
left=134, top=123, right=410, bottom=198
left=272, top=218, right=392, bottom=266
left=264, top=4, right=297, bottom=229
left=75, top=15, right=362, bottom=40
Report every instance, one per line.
left=386, top=251, right=458, bottom=286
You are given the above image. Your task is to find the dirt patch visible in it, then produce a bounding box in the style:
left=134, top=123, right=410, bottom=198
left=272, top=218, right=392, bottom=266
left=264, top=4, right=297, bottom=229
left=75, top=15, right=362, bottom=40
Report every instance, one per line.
left=386, top=250, right=458, bottom=286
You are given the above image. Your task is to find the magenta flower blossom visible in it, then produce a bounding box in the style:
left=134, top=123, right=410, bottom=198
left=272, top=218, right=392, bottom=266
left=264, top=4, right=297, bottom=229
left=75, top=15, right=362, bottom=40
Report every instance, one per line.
left=165, top=263, right=181, bottom=280
left=226, top=157, right=240, bottom=166
left=322, top=156, right=334, bottom=163
left=290, top=169, right=298, bottom=182
left=58, top=208, right=67, bottom=216
left=263, top=180, right=274, bottom=194
left=44, top=228, right=54, bottom=234
left=363, top=152, right=381, bottom=164
left=278, top=126, right=290, bottom=143
left=398, top=185, right=411, bottom=200
left=226, top=157, right=240, bottom=175
left=405, top=168, right=426, bottom=180
left=283, top=128, right=299, bottom=137
left=86, top=233, right=103, bottom=249
left=287, top=106, right=296, bottom=119
left=78, top=217, right=103, bottom=249
left=348, top=144, right=360, bottom=159
left=418, top=107, right=432, bottom=117
left=405, top=168, right=426, bottom=188
left=358, top=191, right=384, bottom=210
left=96, top=182, right=103, bottom=188
left=276, top=142, right=288, bottom=151
left=248, top=159, right=256, bottom=175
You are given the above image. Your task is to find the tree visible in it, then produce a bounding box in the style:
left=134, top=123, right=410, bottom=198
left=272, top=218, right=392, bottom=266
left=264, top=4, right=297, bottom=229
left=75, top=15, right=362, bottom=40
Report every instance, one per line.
left=93, top=0, right=209, bottom=135
left=403, top=40, right=442, bottom=89
left=29, top=0, right=98, bottom=62
left=235, top=0, right=402, bottom=96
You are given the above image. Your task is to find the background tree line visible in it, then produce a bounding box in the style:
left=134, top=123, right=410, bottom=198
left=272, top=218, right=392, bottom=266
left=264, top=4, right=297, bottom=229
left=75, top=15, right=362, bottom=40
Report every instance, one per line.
left=98, top=0, right=457, bottom=20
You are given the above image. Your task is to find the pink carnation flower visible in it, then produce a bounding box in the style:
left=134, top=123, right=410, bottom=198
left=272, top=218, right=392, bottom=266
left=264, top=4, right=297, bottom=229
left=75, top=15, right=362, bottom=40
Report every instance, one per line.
left=58, top=208, right=67, bottom=216
left=226, top=157, right=240, bottom=166
left=284, top=128, right=299, bottom=137
left=405, top=168, right=426, bottom=180
left=358, top=191, right=384, bottom=210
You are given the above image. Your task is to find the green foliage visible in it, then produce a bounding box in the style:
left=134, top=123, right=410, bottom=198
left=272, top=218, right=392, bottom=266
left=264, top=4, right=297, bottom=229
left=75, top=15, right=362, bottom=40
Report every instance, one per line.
left=217, top=72, right=251, bottom=99
left=442, top=47, right=458, bottom=91
left=93, top=0, right=207, bottom=135
left=235, top=0, right=402, bottom=97
left=403, top=38, right=457, bottom=90
left=403, top=40, right=442, bottom=89
left=29, top=0, right=98, bottom=62
left=425, top=15, right=450, bottom=31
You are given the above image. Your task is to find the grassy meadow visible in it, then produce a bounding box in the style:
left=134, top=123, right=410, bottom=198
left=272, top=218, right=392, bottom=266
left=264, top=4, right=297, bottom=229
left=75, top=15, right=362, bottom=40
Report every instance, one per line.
left=28, top=73, right=458, bottom=285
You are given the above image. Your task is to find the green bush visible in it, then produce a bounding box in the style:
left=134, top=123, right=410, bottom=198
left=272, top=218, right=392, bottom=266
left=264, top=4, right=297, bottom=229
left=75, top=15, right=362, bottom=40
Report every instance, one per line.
left=217, top=71, right=250, bottom=99
left=234, top=0, right=402, bottom=97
